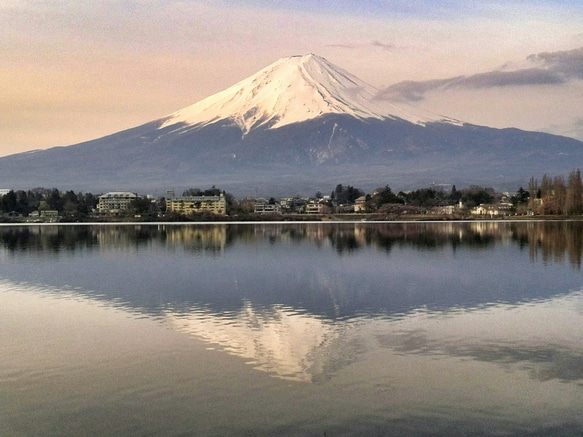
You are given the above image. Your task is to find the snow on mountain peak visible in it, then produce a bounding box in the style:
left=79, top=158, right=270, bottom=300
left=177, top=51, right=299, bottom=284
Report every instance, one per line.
left=160, top=54, right=454, bottom=134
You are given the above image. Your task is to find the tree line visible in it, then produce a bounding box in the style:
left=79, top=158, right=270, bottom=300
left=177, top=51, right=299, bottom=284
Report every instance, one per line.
left=329, top=183, right=501, bottom=210
left=1, top=170, right=582, bottom=219
left=528, top=170, right=583, bottom=215
left=0, top=188, right=98, bottom=218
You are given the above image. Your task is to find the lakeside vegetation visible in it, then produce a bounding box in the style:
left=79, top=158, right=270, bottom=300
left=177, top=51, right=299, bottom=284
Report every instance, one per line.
left=1, top=170, right=582, bottom=222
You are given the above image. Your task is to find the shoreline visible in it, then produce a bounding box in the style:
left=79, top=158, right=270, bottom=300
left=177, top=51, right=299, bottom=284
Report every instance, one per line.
left=1, top=214, right=582, bottom=226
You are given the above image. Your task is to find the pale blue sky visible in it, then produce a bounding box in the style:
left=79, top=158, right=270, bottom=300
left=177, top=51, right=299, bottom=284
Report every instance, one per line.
left=226, top=0, right=583, bottom=18
left=2, top=0, right=583, bottom=155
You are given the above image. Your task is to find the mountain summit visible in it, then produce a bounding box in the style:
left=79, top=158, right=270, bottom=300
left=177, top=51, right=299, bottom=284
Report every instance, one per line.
left=0, top=54, right=582, bottom=195
left=159, top=54, right=454, bottom=135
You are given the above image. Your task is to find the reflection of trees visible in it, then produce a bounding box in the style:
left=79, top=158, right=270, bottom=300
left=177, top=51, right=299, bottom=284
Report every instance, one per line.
left=368, top=222, right=498, bottom=252
left=510, top=221, right=583, bottom=269
left=236, top=222, right=583, bottom=268
left=0, top=226, right=99, bottom=254
left=0, top=222, right=582, bottom=267
left=217, top=222, right=503, bottom=253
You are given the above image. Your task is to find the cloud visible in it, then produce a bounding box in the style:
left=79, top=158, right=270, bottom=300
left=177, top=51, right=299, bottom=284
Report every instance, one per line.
left=459, top=68, right=564, bottom=88
left=326, top=43, right=360, bottom=49
left=379, top=46, right=583, bottom=101
left=371, top=40, right=396, bottom=51
left=527, top=46, right=583, bottom=79
left=549, top=117, right=583, bottom=142
left=377, top=78, right=455, bottom=101
left=326, top=40, right=398, bottom=51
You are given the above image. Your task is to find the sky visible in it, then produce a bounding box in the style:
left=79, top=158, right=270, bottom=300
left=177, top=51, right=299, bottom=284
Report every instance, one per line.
left=2, top=0, right=583, bottom=157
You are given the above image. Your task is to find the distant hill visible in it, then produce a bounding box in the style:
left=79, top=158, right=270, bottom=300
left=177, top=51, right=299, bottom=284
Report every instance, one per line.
left=1, top=54, right=582, bottom=196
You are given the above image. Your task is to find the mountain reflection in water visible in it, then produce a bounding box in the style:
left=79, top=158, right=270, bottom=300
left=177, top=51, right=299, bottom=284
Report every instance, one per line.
left=0, top=221, right=582, bottom=383
left=162, top=291, right=583, bottom=383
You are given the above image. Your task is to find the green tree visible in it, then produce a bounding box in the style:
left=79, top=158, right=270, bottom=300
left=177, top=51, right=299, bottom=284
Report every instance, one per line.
left=332, top=184, right=364, bottom=204
left=203, top=186, right=222, bottom=196
left=460, top=186, right=494, bottom=208
left=369, top=186, right=402, bottom=209
left=129, top=197, right=153, bottom=216
left=1, top=190, right=17, bottom=213
left=15, top=190, right=30, bottom=215
left=61, top=190, right=80, bottom=217
left=183, top=188, right=202, bottom=196
left=47, top=189, right=63, bottom=211
left=450, top=185, right=461, bottom=203
left=511, top=187, right=529, bottom=206
left=38, top=200, right=50, bottom=212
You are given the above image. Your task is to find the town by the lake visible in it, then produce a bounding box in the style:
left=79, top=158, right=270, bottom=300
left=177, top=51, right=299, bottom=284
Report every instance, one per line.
left=2, top=169, right=582, bottom=222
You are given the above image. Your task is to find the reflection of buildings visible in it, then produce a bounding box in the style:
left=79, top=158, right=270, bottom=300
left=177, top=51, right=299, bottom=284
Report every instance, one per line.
left=163, top=225, right=227, bottom=255
left=95, top=225, right=148, bottom=249
left=0, top=222, right=581, bottom=268
left=468, top=221, right=514, bottom=244
left=91, top=225, right=228, bottom=255
left=250, top=223, right=367, bottom=249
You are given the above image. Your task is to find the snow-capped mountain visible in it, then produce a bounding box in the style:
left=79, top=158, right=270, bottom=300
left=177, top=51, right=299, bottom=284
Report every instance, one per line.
left=0, top=54, right=582, bottom=195
left=159, top=53, right=456, bottom=135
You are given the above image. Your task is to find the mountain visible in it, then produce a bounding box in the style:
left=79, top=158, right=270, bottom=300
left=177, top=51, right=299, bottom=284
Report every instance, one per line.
left=1, top=53, right=582, bottom=196
left=159, top=53, right=456, bottom=133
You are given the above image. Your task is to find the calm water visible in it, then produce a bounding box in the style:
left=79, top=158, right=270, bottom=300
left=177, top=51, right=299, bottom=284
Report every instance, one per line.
left=1, top=221, right=582, bottom=436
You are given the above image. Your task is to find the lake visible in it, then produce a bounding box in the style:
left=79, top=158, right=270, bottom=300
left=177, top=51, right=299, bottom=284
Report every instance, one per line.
left=1, top=221, right=582, bottom=436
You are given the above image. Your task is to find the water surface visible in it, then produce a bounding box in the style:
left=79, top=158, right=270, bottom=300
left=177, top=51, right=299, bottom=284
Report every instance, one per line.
left=1, top=222, right=582, bottom=436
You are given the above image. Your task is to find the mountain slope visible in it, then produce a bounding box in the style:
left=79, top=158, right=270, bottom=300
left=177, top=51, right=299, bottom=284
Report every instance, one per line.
left=0, top=54, right=582, bottom=196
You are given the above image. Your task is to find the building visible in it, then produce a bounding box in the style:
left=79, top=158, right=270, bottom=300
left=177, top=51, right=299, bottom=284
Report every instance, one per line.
left=305, top=202, right=328, bottom=214
left=254, top=199, right=280, bottom=214
left=471, top=203, right=514, bottom=217
left=166, top=194, right=226, bottom=216
left=40, top=210, right=59, bottom=222
left=354, top=195, right=367, bottom=213
left=98, top=192, right=139, bottom=215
